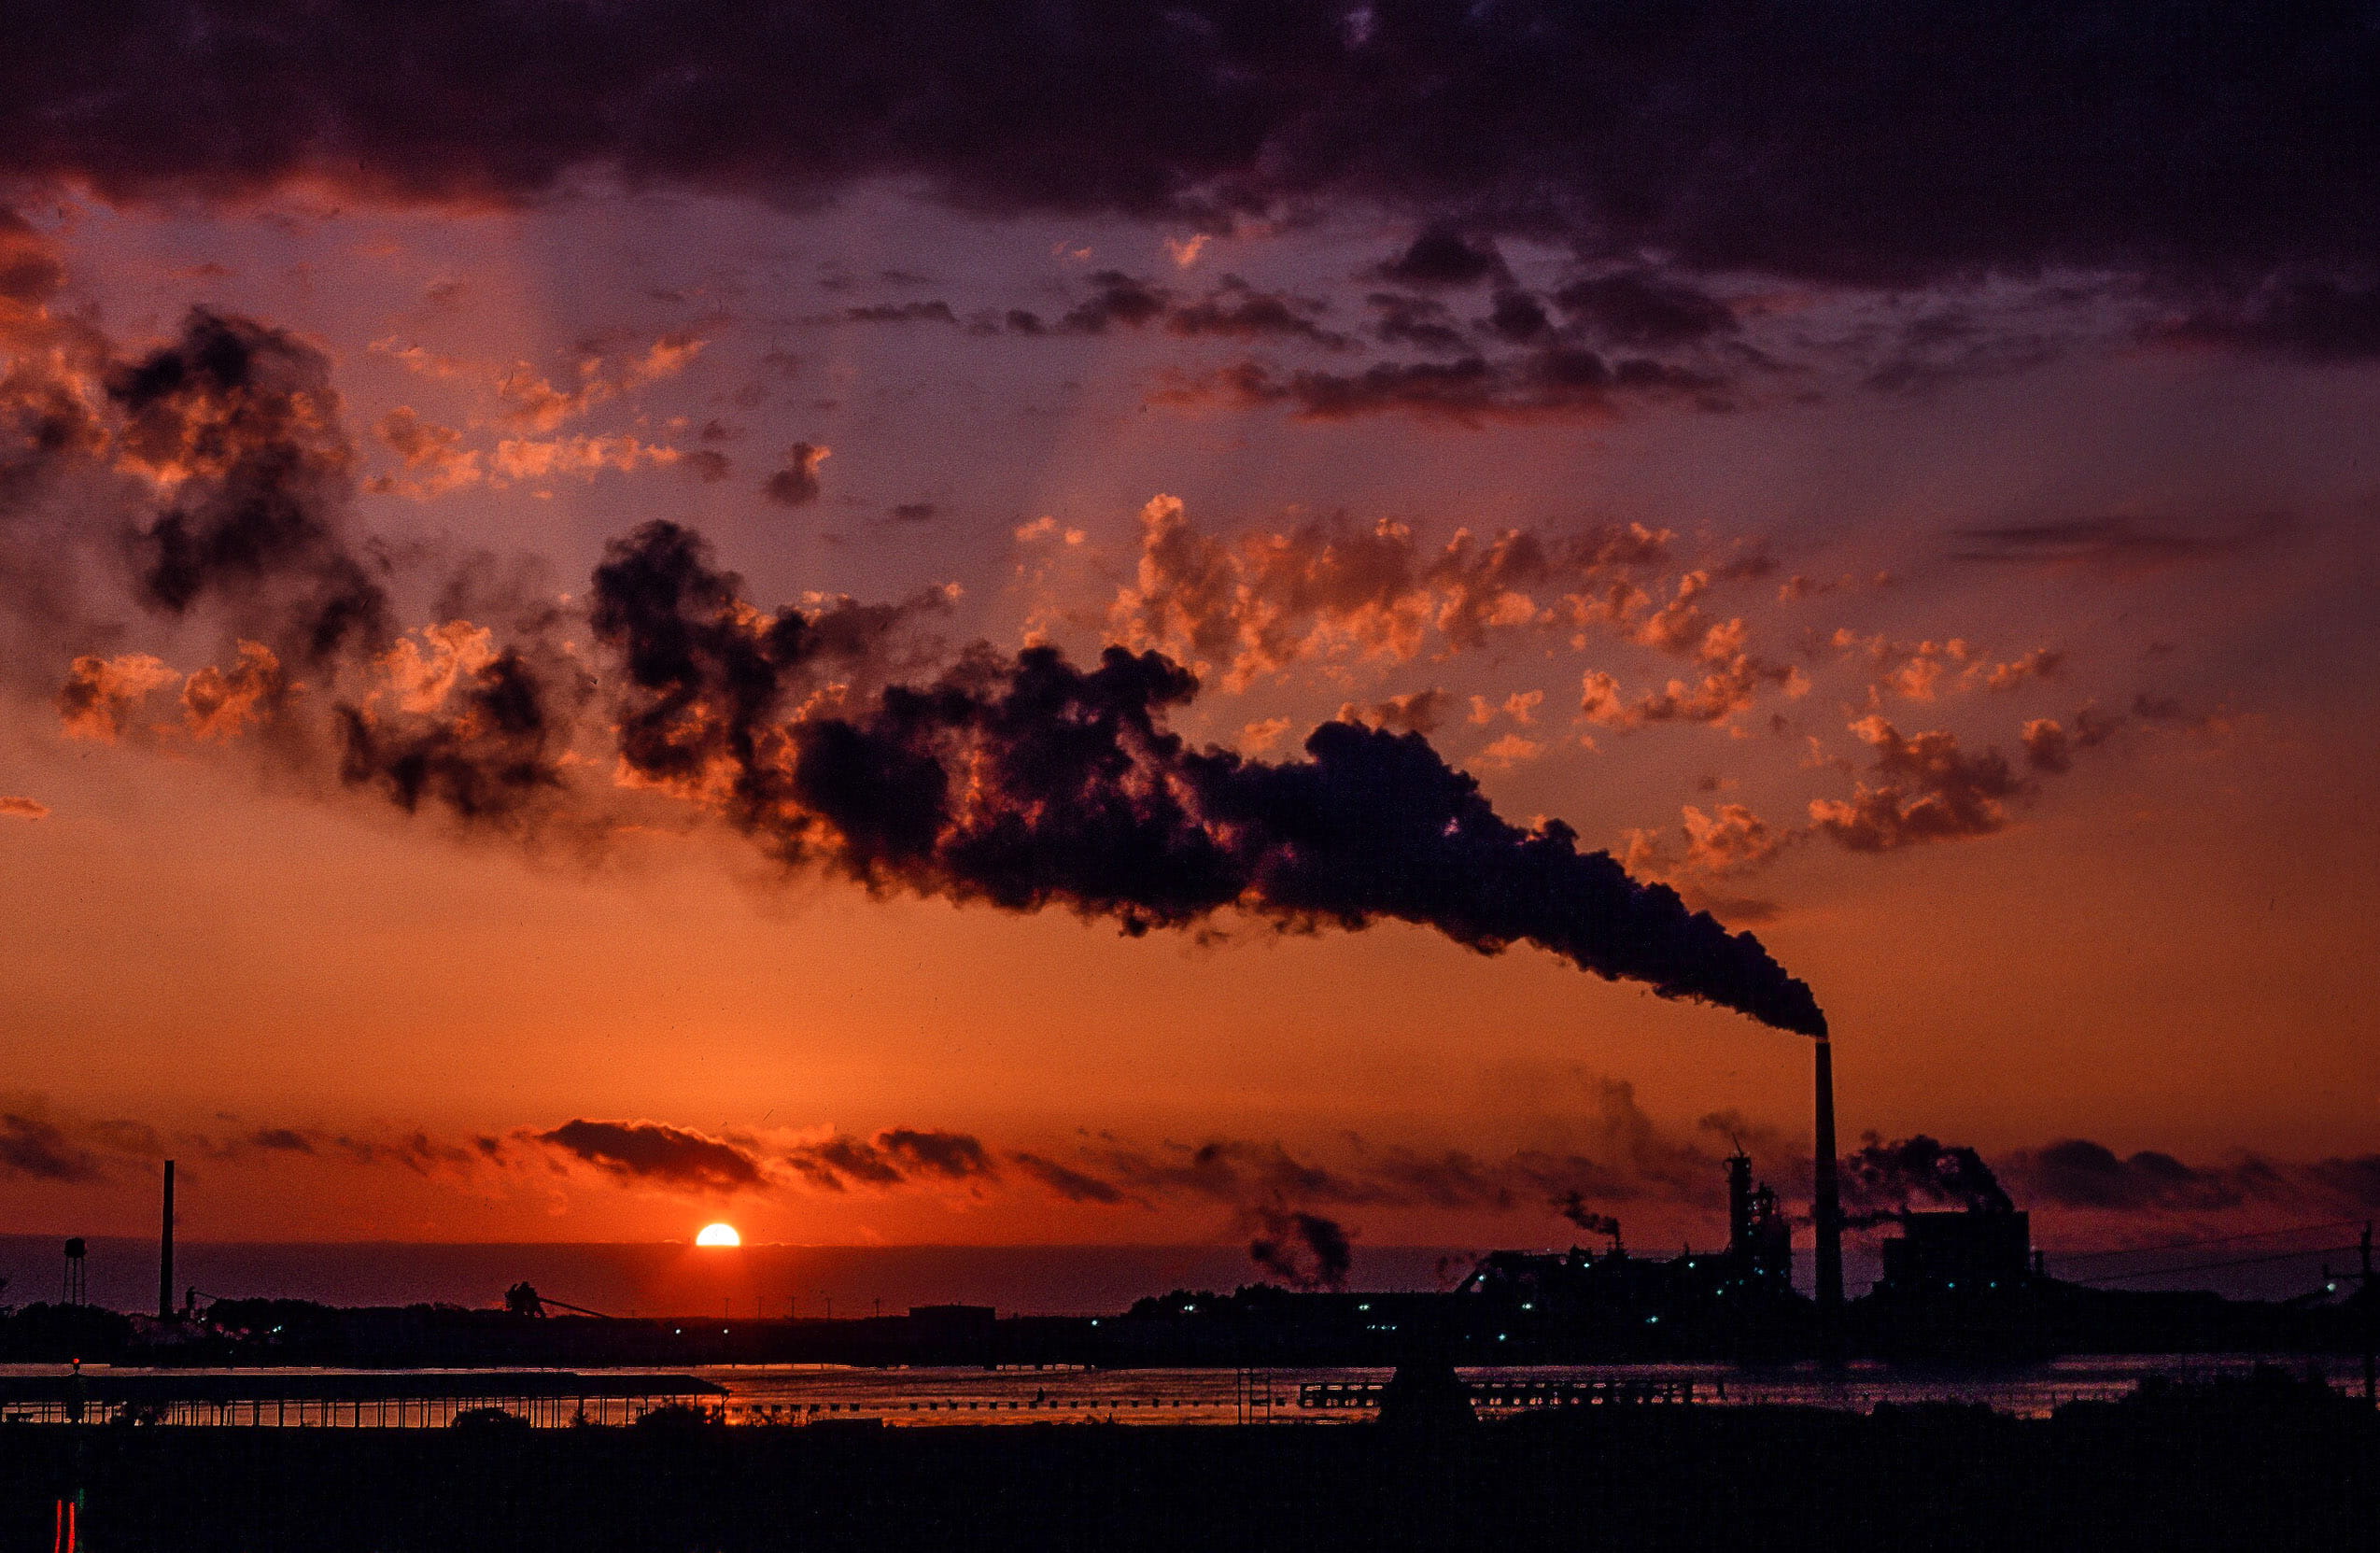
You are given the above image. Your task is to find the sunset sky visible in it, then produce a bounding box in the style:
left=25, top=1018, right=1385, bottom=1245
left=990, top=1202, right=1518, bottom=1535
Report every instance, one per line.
left=2, top=2, right=2376, bottom=1290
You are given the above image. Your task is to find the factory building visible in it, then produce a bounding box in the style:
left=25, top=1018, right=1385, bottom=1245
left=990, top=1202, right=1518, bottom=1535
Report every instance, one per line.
left=1876, top=1210, right=2035, bottom=1299
left=1725, top=1150, right=1794, bottom=1297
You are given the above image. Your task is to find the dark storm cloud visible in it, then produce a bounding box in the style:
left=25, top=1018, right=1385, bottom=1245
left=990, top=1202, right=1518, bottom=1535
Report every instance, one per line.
left=539, top=1118, right=768, bottom=1193
left=8, top=2, right=2378, bottom=340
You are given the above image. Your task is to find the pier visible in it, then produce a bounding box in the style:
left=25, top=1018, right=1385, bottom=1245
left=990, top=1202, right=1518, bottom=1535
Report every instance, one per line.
left=0, top=1370, right=724, bottom=1428
left=1298, top=1377, right=1694, bottom=1410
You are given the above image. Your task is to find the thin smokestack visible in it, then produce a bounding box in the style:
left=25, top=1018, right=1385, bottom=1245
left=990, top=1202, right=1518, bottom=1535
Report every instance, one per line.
left=1812, top=1041, right=1842, bottom=1310
left=159, top=1158, right=175, bottom=1320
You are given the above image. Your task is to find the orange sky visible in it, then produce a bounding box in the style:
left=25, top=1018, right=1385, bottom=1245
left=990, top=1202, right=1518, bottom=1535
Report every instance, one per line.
left=4, top=47, right=2379, bottom=1282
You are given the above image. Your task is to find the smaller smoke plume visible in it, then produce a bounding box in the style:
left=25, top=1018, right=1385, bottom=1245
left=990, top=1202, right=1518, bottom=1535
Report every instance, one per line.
left=1553, top=1191, right=1623, bottom=1246
left=1246, top=1206, right=1354, bottom=1292
left=1843, top=1134, right=2014, bottom=1215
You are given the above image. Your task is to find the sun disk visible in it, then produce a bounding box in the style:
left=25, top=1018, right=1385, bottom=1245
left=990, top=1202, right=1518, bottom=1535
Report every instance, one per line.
left=696, top=1222, right=740, bottom=1247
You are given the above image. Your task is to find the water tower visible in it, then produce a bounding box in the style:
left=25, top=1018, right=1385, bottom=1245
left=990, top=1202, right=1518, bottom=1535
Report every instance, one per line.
left=62, top=1237, right=86, bottom=1306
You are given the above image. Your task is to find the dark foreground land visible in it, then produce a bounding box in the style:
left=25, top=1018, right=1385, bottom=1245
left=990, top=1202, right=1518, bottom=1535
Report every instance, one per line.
left=6, top=1378, right=2377, bottom=1552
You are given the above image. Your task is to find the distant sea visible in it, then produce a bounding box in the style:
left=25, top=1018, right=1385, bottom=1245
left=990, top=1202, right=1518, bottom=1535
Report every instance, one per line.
left=0, top=1238, right=1491, bottom=1317
left=5, top=1235, right=2322, bottom=1313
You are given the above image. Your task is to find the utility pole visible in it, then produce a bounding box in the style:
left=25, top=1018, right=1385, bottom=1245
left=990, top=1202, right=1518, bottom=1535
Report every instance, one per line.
left=2362, top=1221, right=2374, bottom=1407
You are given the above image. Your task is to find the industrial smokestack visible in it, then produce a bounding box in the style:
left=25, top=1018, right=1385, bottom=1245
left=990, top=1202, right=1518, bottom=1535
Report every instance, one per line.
left=159, top=1159, right=176, bottom=1321
left=1725, top=1151, right=1753, bottom=1262
left=1812, top=1041, right=1843, bottom=1310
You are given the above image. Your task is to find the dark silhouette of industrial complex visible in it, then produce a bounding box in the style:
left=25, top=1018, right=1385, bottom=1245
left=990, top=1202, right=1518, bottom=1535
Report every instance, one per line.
left=7, top=1133, right=2373, bottom=1374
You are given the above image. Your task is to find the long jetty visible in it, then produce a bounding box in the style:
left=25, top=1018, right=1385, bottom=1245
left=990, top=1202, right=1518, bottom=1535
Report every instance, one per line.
left=1299, top=1377, right=1693, bottom=1410
left=0, top=1370, right=723, bottom=1428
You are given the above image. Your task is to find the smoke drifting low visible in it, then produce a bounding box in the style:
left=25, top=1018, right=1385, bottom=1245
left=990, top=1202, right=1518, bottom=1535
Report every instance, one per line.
left=1843, top=1134, right=2016, bottom=1217
left=1246, top=1207, right=1354, bottom=1292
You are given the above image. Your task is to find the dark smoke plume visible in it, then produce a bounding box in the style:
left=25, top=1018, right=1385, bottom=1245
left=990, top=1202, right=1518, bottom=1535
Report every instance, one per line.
left=1247, top=1207, right=1353, bottom=1292
left=588, top=519, right=1826, bottom=1035
left=107, top=308, right=389, bottom=664
left=9, top=278, right=1827, bottom=1038
left=1843, top=1134, right=2013, bottom=1215
left=336, top=648, right=581, bottom=826
left=1553, top=1191, right=1623, bottom=1247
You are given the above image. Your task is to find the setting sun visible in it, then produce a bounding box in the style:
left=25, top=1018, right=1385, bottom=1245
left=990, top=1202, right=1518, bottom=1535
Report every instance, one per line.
left=695, top=1222, right=741, bottom=1248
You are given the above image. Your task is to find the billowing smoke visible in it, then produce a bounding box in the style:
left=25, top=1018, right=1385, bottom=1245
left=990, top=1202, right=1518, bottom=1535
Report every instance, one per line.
left=107, top=308, right=390, bottom=665
left=1843, top=1134, right=2014, bottom=1216
left=5, top=284, right=1827, bottom=1038
left=589, top=519, right=1825, bottom=1034
left=1553, top=1191, right=1623, bottom=1248
left=1246, top=1207, right=1353, bottom=1292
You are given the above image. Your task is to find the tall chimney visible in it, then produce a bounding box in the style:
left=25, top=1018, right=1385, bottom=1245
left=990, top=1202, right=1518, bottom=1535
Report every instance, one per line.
left=159, top=1159, right=176, bottom=1321
left=1812, top=1040, right=1843, bottom=1310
